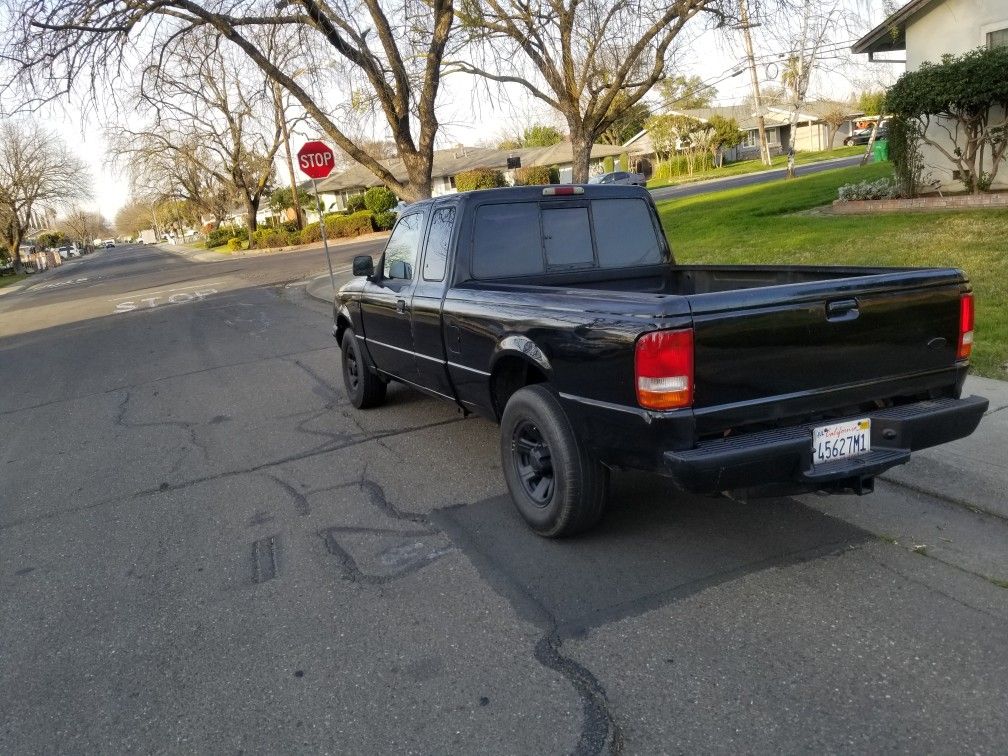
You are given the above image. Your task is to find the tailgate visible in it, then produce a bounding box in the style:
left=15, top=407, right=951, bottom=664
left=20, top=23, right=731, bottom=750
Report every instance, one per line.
left=688, top=269, right=966, bottom=421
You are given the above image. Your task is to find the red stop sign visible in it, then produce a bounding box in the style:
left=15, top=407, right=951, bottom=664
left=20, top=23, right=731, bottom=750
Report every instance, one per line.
left=297, top=140, right=336, bottom=179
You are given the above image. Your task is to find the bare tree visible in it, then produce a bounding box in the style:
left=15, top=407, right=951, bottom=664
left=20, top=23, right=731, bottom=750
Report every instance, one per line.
left=772, top=0, right=843, bottom=176
left=819, top=101, right=850, bottom=150
left=57, top=206, right=109, bottom=249
left=106, top=31, right=284, bottom=233
left=115, top=199, right=159, bottom=239
left=0, top=121, right=91, bottom=268
left=454, top=0, right=724, bottom=182
left=3, top=0, right=455, bottom=201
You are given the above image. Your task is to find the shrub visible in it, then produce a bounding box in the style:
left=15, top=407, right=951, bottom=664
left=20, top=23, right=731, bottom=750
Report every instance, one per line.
left=251, top=228, right=286, bottom=248
left=345, top=193, right=367, bottom=213
left=548, top=165, right=561, bottom=183
left=885, top=45, right=1008, bottom=193
left=513, top=165, right=552, bottom=186
left=836, top=177, right=903, bottom=202
left=226, top=237, right=243, bottom=252
left=455, top=168, right=506, bottom=191
left=300, top=222, right=322, bottom=244
left=620, top=152, right=631, bottom=172
left=603, top=155, right=615, bottom=173
left=888, top=117, right=927, bottom=198
left=372, top=210, right=397, bottom=230
left=205, top=228, right=230, bottom=248
left=364, top=186, right=397, bottom=213
left=324, top=210, right=374, bottom=238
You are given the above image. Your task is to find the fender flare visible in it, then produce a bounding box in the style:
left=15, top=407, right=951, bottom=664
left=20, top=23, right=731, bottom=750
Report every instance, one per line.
left=489, top=335, right=552, bottom=378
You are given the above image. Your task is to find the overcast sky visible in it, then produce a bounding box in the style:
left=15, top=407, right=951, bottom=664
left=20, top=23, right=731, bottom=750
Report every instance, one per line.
left=40, top=0, right=899, bottom=222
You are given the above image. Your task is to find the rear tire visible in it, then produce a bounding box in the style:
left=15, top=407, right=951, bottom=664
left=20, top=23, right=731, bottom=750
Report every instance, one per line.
left=341, top=327, right=386, bottom=409
left=500, top=385, right=608, bottom=537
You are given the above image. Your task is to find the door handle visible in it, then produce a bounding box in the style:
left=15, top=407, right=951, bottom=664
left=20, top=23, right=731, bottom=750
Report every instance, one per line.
left=395, top=298, right=407, bottom=315
left=826, top=299, right=859, bottom=322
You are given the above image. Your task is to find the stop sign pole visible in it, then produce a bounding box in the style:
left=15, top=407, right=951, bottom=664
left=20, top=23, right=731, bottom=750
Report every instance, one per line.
left=297, top=140, right=338, bottom=295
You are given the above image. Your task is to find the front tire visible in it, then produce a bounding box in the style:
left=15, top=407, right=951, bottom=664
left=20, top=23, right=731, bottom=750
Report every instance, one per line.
left=500, top=385, right=608, bottom=537
left=341, top=327, right=386, bottom=409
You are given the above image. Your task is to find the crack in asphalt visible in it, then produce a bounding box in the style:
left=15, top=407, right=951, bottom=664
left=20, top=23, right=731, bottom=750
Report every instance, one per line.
left=0, top=416, right=466, bottom=532
left=310, top=476, right=622, bottom=753
left=432, top=505, right=624, bottom=755
left=0, top=344, right=338, bottom=419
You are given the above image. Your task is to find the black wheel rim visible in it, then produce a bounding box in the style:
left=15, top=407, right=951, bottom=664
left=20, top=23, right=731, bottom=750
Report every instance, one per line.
left=345, top=345, right=360, bottom=391
left=512, top=421, right=555, bottom=506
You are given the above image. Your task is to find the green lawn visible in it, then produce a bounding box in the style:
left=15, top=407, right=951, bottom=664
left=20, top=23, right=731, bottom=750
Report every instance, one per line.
left=0, top=272, right=27, bottom=289
left=647, top=146, right=866, bottom=190
left=655, top=162, right=1008, bottom=379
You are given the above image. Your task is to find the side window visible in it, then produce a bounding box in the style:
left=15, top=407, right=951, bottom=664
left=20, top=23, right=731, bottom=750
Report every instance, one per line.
left=422, top=206, right=455, bottom=282
left=542, top=206, right=593, bottom=268
left=591, top=198, right=663, bottom=268
left=383, top=211, right=425, bottom=280
left=472, top=203, right=543, bottom=278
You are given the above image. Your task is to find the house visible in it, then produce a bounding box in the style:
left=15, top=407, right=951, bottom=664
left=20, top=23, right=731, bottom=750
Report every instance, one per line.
left=853, top=0, right=1008, bottom=190
left=314, top=142, right=626, bottom=209
left=624, top=102, right=863, bottom=174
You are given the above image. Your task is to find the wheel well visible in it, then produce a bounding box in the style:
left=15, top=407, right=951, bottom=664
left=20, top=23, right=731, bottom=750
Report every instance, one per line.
left=490, top=356, right=548, bottom=419
left=335, top=314, right=351, bottom=345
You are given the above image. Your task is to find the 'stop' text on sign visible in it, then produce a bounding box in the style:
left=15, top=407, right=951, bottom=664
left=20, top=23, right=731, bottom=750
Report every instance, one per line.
left=297, top=140, right=336, bottom=180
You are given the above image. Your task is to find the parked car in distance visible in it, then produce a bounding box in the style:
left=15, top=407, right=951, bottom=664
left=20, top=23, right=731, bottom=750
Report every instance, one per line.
left=335, top=185, right=987, bottom=537
left=588, top=170, right=646, bottom=187
left=104, top=240, right=116, bottom=248
left=844, top=123, right=889, bottom=146
left=58, top=246, right=70, bottom=260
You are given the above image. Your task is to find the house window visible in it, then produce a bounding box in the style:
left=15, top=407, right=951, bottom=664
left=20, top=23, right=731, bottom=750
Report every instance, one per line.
left=987, top=27, right=1008, bottom=48
left=741, top=130, right=758, bottom=148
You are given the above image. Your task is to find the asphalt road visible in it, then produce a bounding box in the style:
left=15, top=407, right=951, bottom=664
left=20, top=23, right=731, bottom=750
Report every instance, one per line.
left=2, top=241, right=1007, bottom=753
left=649, top=155, right=863, bottom=201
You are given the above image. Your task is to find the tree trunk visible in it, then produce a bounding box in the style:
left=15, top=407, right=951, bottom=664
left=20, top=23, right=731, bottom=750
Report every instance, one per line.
left=570, top=128, right=592, bottom=184
left=246, top=198, right=258, bottom=233
left=11, top=226, right=23, bottom=271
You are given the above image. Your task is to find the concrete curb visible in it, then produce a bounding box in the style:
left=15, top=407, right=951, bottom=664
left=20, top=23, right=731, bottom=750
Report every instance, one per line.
left=163, top=231, right=391, bottom=264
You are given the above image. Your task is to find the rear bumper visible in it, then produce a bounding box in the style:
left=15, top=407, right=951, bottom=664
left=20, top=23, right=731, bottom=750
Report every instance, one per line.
left=663, top=394, right=989, bottom=494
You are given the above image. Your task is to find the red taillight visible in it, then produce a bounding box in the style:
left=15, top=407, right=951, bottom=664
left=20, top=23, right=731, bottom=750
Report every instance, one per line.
left=542, top=186, right=584, bottom=196
left=635, top=329, right=693, bottom=410
left=958, top=293, right=974, bottom=360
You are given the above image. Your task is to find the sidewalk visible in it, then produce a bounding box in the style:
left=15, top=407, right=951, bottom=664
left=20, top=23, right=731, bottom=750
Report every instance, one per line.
left=881, top=374, right=1008, bottom=520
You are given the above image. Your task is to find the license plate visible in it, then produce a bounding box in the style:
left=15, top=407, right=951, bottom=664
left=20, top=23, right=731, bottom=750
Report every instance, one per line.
left=812, top=418, right=871, bottom=465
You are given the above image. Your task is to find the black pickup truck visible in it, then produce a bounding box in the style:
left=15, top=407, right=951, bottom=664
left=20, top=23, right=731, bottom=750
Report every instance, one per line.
left=334, top=185, right=987, bottom=536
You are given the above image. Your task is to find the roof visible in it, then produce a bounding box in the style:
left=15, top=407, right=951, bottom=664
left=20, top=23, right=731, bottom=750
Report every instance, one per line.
left=851, top=0, right=941, bottom=57
left=316, top=142, right=625, bottom=193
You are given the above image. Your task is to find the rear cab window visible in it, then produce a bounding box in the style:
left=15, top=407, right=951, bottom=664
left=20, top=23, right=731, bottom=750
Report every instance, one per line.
left=470, top=197, right=664, bottom=278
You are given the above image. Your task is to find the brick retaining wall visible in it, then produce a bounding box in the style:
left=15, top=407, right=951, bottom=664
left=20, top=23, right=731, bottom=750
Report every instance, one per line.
left=831, top=192, right=1008, bottom=214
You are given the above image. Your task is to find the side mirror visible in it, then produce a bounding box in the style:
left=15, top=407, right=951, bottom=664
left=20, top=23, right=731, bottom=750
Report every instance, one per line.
left=352, top=255, right=374, bottom=277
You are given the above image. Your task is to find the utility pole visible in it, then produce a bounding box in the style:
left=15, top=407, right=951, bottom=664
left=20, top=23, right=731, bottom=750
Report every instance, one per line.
left=275, top=84, right=304, bottom=230
left=738, top=0, right=772, bottom=166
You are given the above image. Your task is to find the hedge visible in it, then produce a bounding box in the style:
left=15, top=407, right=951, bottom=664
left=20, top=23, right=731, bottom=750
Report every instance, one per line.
left=372, top=210, right=397, bottom=230
left=326, top=210, right=374, bottom=238
left=226, top=237, right=243, bottom=252
left=513, top=165, right=553, bottom=185
left=251, top=228, right=301, bottom=248
left=455, top=168, right=506, bottom=191
left=364, top=186, right=397, bottom=213
left=346, top=193, right=367, bottom=213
